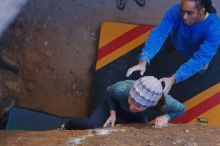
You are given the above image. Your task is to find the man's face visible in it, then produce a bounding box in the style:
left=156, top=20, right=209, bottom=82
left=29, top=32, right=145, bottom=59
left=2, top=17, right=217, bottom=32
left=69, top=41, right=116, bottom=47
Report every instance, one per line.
left=180, top=0, right=205, bottom=25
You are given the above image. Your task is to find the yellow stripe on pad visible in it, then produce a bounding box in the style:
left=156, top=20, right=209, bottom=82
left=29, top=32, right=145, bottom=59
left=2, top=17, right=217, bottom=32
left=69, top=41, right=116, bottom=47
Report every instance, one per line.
left=96, top=31, right=150, bottom=70
left=189, top=105, right=220, bottom=126
left=184, top=83, right=220, bottom=110
left=99, top=22, right=137, bottom=49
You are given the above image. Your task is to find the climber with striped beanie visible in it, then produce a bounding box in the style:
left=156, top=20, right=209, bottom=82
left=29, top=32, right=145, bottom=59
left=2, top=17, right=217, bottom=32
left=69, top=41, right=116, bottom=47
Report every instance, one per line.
left=59, top=76, right=186, bottom=130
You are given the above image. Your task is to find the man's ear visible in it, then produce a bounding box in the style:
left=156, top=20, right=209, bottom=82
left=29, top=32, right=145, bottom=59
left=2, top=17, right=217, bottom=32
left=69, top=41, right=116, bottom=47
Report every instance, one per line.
left=200, top=7, right=206, bottom=15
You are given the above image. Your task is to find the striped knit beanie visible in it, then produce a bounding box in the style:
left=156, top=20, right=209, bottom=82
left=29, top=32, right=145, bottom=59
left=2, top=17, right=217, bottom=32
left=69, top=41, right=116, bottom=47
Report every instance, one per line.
left=129, top=76, right=163, bottom=108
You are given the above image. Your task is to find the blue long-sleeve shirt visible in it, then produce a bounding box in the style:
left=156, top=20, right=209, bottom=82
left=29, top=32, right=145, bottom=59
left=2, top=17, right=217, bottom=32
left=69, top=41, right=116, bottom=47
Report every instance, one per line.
left=139, top=4, right=220, bottom=83
left=106, top=80, right=186, bottom=122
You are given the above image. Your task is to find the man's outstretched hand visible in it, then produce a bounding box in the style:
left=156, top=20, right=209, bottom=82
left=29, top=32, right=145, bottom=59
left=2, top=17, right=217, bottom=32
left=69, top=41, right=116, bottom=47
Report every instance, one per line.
left=159, top=76, right=176, bottom=94
left=126, top=61, right=147, bottom=77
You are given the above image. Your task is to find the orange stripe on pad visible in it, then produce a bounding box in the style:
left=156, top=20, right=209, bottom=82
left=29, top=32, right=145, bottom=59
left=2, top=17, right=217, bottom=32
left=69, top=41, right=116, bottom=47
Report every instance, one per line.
left=96, top=31, right=151, bottom=70
left=191, top=105, right=220, bottom=126
left=173, top=88, right=220, bottom=123
left=99, top=22, right=137, bottom=48
left=97, top=25, right=154, bottom=61
left=184, top=83, right=220, bottom=109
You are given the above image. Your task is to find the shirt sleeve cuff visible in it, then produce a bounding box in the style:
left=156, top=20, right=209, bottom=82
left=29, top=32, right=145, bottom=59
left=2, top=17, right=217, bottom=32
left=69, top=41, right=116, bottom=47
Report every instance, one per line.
left=138, top=52, right=151, bottom=64
left=172, top=73, right=182, bottom=83
left=164, top=114, right=171, bottom=122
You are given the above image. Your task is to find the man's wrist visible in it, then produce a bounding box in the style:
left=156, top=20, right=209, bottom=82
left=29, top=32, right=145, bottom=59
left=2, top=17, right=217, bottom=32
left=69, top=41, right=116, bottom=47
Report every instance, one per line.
left=110, top=110, right=116, bottom=116
left=139, top=61, right=147, bottom=66
left=170, top=76, right=176, bottom=84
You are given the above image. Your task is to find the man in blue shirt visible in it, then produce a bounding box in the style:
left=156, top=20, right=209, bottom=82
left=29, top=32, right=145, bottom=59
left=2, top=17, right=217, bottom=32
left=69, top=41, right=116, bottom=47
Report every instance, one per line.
left=126, top=0, right=220, bottom=94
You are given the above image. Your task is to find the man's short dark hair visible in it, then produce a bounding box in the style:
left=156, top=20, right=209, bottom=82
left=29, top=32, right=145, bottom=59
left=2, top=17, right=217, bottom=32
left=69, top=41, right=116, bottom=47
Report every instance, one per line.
left=189, top=0, right=217, bottom=13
